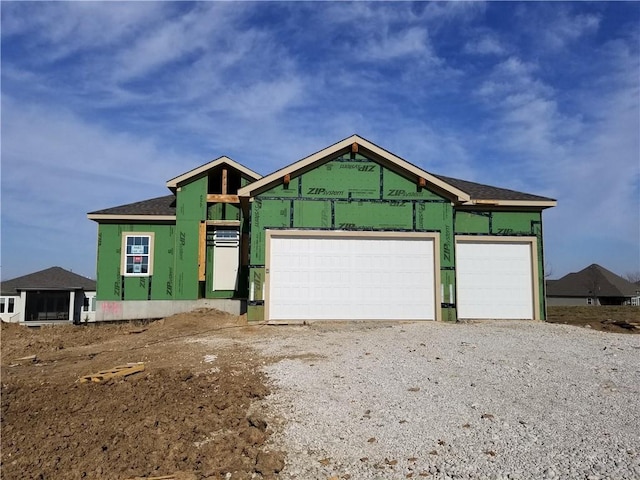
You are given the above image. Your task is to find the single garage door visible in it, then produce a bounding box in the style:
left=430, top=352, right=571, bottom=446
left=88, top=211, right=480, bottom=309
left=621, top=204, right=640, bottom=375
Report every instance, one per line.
left=456, top=239, right=537, bottom=320
left=267, top=232, right=437, bottom=321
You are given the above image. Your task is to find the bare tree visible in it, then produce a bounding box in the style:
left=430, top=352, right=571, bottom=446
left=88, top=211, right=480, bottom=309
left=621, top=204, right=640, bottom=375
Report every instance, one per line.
left=544, top=261, right=554, bottom=279
left=624, top=271, right=640, bottom=284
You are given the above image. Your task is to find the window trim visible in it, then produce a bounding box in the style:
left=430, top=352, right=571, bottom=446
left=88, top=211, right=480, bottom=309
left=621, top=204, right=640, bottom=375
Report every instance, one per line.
left=121, top=232, right=155, bottom=277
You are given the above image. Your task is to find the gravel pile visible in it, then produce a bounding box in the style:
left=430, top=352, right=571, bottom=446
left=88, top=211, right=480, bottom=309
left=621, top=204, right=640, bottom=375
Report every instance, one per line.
left=249, top=321, right=640, bottom=480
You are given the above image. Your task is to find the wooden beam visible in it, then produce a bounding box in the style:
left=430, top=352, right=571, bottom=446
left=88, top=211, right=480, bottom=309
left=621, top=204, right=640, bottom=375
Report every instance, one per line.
left=221, top=168, right=228, bottom=195
left=351, top=142, right=359, bottom=153
left=207, top=194, right=239, bottom=203
left=205, top=220, right=241, bottom=226
left=283, top=173, right=290, bottom=185
left=198, top=222, right=206, bottom=281
left=418, top=177, right=427, bottom=188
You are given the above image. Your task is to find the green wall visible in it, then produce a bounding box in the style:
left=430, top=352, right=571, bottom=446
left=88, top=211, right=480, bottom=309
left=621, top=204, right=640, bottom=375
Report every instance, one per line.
left=247, top=152, right=548, bottom=322
left=455, top=209, right=545, bottom=319
left=247, top=153, right=454, bottom=321
left=175, top=177, right=207, bottom=300
left=96, top=223, right=175, bottom=301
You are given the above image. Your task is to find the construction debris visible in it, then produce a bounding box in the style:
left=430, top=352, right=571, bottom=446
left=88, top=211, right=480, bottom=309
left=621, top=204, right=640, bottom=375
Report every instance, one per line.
left=79, top=362, right=145, bottom=383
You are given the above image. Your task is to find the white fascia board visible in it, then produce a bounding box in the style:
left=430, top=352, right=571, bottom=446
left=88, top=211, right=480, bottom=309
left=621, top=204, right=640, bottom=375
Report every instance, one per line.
left=462, top=199, right=558, bottom=208
left=87, top=214, right=176, bottom=222
left=166, top=156, right=262, bottom=189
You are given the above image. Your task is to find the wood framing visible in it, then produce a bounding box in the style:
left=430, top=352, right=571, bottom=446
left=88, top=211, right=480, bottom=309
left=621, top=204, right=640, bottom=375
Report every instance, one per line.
left=198, top=222, right=206, bottom=281
left=207, top=194, right=240, bottom=203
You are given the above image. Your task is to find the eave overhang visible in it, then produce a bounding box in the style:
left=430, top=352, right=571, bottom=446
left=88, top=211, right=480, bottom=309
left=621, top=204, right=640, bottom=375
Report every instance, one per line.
left=461, top=199, right=558, bottom=209
left=87, top=214, right=176, bottom=222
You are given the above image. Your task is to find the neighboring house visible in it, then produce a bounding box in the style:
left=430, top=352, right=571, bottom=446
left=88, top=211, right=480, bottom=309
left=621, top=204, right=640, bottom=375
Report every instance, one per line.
left=0, top=267, right=96, bottom=324
left=546, top=264, right=640, bottom=306
left=88, top=134, right=557, bottom=323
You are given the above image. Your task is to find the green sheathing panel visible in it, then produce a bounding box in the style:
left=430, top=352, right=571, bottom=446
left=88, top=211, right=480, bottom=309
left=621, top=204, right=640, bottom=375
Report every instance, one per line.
left=96, top=224, right=123, bottom=301
left=383, top=169, right=443, bottom=200
left=250, top=199, right=291, bottom=265
left=455, top=211, right=490, bottom=234
left=491, top=212, right=539, bottom=235
left=264, top=177, right=300, bottom=198
left=207, top=203, right=241, bottom=221
left=250, top=267, right=265, bottom=301
left=95, top=223, right=175, bottom=301
left=334, top=201, right=413, bottom=229
left=175, top=177, right=207, bottom=300
left=454, top=209, right=546, bottom=319
left=293, top=200, right=332, bottom=228
left=247, top=152, right=454, bottom=322
left=301, top=157, right=380, bottom=199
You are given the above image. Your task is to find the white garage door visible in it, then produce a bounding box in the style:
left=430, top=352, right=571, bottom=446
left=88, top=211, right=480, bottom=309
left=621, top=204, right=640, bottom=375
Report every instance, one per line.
left=456, top=240, right=535, bottom=320
left=267, top=232, right=436, bottom=321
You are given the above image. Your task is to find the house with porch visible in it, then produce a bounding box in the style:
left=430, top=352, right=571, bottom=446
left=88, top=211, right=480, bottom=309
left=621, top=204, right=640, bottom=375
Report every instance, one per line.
left=0, top=266, right=96, bottom=324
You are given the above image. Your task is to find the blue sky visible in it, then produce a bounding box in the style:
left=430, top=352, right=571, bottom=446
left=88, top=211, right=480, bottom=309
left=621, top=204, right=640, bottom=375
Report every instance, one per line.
left=1, top=1, right=639, bottom=281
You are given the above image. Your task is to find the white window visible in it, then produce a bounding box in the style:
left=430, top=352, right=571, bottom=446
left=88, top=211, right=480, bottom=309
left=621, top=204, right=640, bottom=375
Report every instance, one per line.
left=587, top=297, right=593, bottom=305
left=121, top=233, right=154, bottom=276
left=0, top=298, right=15, bottom=314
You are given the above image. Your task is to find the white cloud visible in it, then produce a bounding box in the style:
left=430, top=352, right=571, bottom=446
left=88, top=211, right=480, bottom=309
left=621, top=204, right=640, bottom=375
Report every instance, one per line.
left=361, top=27, right=434, bottom=61
left=543, top=12, right=601, bottom=50
left=1, top=2, right=167, bottom=62
left=464, top=35, right=508, bottom=56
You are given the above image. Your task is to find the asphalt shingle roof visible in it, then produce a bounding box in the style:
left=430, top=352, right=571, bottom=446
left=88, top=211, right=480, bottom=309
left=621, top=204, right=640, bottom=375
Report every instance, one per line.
left=88, top=195, right=176, bottom=216
left=1, top=267, right=96, bottom=295
left=432, top=174, right=556, bottom=202
left=546, top=264, right=640, bottom=298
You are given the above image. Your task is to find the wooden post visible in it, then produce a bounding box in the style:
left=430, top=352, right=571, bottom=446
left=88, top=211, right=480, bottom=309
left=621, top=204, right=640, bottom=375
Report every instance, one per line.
left=221, top=168, right=228, bottom=195
left=351, top=142, right=358, bottom=153
left=198, top=222, right=206, bottom=281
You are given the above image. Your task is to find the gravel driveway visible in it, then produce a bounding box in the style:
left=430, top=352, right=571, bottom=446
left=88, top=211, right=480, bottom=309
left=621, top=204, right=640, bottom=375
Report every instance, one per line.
left=247, top=320, right=640, bottom=480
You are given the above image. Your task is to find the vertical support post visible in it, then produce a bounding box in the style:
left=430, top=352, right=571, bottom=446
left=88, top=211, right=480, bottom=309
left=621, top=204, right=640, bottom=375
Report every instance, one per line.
left=222, top=168, right=228, bottom=195
left=198, top=221, right=206, bottom=281
left=69, top=291, right=76, bottom=324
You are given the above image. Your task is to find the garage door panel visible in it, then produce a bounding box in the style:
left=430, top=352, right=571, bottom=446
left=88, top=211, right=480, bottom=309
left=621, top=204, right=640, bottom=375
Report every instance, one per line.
left=268, top=234, right=436, bottom=321
left=456, top=240, right=535, bottom=320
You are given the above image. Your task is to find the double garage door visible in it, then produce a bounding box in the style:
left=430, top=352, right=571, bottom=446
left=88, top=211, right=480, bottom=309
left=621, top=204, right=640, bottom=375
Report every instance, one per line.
left=266, top=231, right=438, bottom=321
left=265, top=231, right=538, bottom=321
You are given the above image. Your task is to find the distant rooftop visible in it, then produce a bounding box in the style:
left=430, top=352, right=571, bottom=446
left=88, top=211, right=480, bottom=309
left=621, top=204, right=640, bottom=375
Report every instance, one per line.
left=1, top=266, right=96, bottom=295
left=547, top=264, right=640, bottom=298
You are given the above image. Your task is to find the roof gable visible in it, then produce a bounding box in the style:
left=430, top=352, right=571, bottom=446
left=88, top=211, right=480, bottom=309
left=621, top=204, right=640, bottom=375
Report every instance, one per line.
left=1, top=267, right=96, bottom=295
left=547, top=264, right=640, bottom=298
left=253, top=150, right=450, bottom=202
left=238, top=135, right=470, bottom=201
left=166, top=156, right=261, bottom=191
left=237, top=135, right=556, bottom=208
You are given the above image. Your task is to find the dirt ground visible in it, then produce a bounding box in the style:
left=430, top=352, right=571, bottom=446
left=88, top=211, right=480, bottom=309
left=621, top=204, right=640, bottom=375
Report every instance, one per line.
left=546, top=306, right=640, bottom=334
left=2, top=306, right=638, bottom=480
left=1, top=310, right=285, bottom=480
